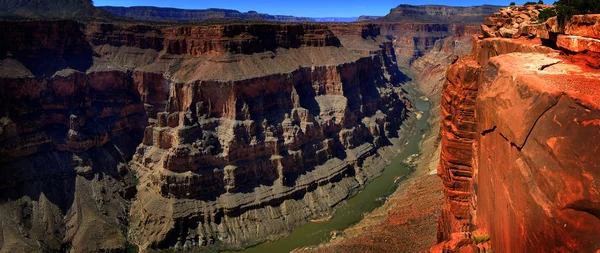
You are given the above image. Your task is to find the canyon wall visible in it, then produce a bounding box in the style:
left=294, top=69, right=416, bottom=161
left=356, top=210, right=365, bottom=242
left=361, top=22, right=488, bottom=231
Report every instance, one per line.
left=0, top=20, right=414, bottom=252
left=380, top=5, right=502, bottom=24
left=434, top=7, right=600, bottom=252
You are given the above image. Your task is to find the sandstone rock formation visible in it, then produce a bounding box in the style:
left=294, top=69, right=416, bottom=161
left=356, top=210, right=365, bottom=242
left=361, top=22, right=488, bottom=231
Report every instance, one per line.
left=434, top=11, right=600, bottom=253
left=0, top=19, right=415, bottom=252
left=479, top=4, right=554, bottom=39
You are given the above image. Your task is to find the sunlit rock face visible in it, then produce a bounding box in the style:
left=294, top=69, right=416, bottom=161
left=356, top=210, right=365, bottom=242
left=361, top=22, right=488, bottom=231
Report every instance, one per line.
left=433, top=11, right=600, bottom=253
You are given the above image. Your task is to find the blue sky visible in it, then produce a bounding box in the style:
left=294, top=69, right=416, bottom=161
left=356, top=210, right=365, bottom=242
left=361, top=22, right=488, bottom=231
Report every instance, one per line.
left=94, top=0, right=534, bottom=17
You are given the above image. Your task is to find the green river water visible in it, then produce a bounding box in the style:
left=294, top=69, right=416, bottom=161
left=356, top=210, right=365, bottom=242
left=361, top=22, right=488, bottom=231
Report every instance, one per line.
left=237, top=86, right=432, bottom=253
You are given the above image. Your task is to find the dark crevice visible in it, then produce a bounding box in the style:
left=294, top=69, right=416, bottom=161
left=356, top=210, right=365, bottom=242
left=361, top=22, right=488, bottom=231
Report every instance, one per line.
left=493, top=96, right=561, bottom=152
left=498, top=132, right=522, bottom=151
left=563, top=200, right=600, bottom=221
left=517, top=96, right=562, bottom=150
left=538, top=61, right=562, bottom=71
left=481, top=125, right=496, bottom=136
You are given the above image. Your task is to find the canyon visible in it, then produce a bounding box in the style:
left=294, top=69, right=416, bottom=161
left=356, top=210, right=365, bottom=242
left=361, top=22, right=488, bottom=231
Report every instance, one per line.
left=0, top=19, right=417, bottom=251
left=0, top=0, right=505, bottom=251
left=2, top=1, right=599, bottom=252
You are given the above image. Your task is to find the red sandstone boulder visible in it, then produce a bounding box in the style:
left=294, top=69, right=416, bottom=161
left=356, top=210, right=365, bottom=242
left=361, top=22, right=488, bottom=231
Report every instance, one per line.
left=480, top=25, right=496, bottom=38
left=564, top=14, right=600, bottom=39
left=557, top=34, right=600, bottom=53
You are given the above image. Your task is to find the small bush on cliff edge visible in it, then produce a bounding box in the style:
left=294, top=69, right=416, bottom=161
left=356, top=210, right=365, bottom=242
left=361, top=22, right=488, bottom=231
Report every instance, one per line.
left=525, top=1, right=539, bottom=5
left=555, top=0, right=600, bottom=23
left=510, top=2, right=516, bottom=6
left=538, top=8, right=557, bottom=22
left=471, top=234, right=491, bottom=244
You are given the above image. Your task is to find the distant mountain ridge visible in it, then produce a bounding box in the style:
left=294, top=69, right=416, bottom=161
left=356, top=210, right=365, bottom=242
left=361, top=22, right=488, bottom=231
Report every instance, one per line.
left=0, top=0, right=113, bottom=20
left=99, top=6, right=314, bottom=22
left=357, top=16, right=382, bottom=22
left=380, top=4, right=503, bottom=23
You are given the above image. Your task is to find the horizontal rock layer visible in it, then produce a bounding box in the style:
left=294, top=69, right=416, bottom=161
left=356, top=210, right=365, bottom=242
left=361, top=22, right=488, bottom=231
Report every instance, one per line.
left=0, top=20, right=415, bottom=252
left=379, top=4, right=502, bottom=24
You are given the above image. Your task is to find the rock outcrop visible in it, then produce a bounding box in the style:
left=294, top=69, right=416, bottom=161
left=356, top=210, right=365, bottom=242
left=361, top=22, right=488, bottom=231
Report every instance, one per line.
left=0, top=20, right=413, bottom=252
left=434, top=11, right=600, bottom=252
left=478, top=4, right=554, bottom=39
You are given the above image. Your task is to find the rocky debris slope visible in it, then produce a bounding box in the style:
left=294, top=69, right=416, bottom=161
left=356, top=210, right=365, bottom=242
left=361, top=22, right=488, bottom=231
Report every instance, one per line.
left=479, top=4, right=554, bottom=39
left=433, top=11, right=600, bottom=253
left=0, top=20, right=413, bottom=252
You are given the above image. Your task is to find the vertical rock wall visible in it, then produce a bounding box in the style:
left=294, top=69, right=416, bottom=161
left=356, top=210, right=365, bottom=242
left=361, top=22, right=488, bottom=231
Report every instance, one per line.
left=434, top=13, right=600, bottom=252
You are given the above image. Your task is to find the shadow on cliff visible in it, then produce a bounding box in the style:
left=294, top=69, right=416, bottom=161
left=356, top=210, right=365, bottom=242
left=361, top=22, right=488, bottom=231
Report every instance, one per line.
left=0, top=20, right=94, bottom=78
left=0, top=140, right=139, bottom=214
left=382, top=42, right=412, bottom=86
left=12, top=46, right=94, bottom=78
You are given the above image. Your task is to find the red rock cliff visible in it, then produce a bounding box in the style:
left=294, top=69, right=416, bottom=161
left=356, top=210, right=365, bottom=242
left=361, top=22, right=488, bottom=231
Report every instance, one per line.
left=435, top=9, right=600, bottom=252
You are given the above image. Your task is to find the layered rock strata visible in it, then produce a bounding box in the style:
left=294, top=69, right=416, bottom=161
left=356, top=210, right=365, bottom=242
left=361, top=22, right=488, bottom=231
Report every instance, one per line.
left=0, top=20, right=412, bottom=252
left=379, top=5, right=502, bottom=24
left=434, top=13, right=600, bottom=252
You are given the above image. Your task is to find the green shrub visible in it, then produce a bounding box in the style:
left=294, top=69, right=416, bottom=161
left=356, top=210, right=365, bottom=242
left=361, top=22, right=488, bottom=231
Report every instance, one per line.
left=538, top=0, right=544, bottom=4
left=555, top=0, right=600, bottom=22
left=510, top=2, right=516, bottom=6
left=471, top=234, right=491, bottom=244
left=538, top=8, right=557, bottom=22
left=524, top=1, right=538, bottom=5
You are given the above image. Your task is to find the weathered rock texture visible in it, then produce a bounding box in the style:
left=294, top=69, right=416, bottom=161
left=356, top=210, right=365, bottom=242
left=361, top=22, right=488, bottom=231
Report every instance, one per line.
left=0, top=20, right=414, bottom=252
left=434, top=12, right=600, bottom=252
left=478, top=4, right=554, bottom=39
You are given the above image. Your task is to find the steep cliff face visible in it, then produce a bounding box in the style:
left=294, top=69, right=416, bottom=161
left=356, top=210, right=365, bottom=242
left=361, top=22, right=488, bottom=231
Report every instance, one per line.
left=377, top=23, right=481, bottom=68
left=0, top=20, right=411, bottom=252
left=434, top=11, right=600, bottom=252
left=0, top=20, right=141, bottom=252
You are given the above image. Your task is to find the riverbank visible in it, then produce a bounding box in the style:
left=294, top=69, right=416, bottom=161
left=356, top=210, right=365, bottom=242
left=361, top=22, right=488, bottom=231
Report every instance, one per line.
left=294, top=81, right=444, bottom=253
left=232, top=82, right=433, bottom=253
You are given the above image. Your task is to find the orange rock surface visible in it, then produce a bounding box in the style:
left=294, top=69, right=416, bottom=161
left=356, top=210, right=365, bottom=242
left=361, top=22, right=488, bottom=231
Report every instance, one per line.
left=434, top=12, right=600, bottom=253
